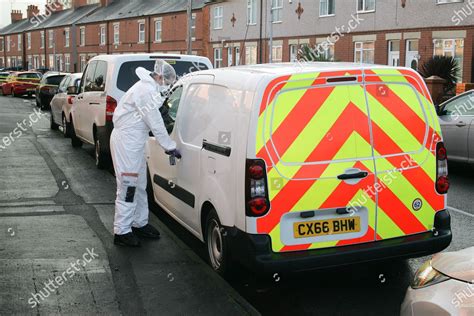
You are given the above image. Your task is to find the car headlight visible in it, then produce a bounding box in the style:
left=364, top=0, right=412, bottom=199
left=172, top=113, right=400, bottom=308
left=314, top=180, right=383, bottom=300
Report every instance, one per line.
left=411, top=259, right=450, bottom=289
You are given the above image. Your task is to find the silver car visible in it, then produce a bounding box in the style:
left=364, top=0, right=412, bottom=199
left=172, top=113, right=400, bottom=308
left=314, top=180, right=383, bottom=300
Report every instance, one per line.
left=438, top=90, right=474, bottom=163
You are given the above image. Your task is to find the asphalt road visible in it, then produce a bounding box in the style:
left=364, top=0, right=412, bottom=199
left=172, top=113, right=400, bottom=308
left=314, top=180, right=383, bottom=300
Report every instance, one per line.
left=1, top=94, right=473, bottom=315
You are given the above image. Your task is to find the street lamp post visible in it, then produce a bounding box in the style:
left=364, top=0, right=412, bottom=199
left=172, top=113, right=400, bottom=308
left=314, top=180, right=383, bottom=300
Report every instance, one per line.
left=187, top=0, right=192, bottom=55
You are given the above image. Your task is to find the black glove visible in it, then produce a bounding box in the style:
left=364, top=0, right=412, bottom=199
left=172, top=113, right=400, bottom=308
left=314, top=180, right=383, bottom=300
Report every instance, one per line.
left=165, top=149, right=182, bottom=159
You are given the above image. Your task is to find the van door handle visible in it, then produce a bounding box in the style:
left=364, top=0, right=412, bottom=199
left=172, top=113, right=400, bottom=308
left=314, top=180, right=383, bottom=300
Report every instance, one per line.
left=89, top=102, right=100, bottom=105
left=337, top=171, right=369, bottom=180
left=456, top=121, right=467, bottom=127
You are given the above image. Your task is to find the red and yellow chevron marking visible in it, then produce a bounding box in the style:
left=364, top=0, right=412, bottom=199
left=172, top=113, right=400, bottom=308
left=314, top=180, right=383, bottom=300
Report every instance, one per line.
left=255, top=68, right=445, bottom=253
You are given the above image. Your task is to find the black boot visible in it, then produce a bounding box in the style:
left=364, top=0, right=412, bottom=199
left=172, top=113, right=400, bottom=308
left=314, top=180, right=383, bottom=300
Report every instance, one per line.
left=114, top=232, right=141, bottom=247
left=132, top=224, right=161, bottom=239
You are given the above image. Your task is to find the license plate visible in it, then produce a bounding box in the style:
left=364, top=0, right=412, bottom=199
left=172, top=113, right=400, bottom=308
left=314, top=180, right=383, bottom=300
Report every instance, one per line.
left=293, top=217, right=361, bottom=238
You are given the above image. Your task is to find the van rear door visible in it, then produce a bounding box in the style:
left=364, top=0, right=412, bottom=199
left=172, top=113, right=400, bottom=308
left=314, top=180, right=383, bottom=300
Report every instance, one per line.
left=364, top=68, right=445, bottom=241
left=255, top=71, right=379, bottom=253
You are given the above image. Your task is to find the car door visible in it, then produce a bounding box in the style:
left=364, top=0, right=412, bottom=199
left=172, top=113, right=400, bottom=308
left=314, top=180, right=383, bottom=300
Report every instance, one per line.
left=52, top=76, right=69, bottom=124
left=146, top=86, right=186, bottom=223
left=438, top=92, right=474, bottom=162
left=74, top=61, right=97, bottom=139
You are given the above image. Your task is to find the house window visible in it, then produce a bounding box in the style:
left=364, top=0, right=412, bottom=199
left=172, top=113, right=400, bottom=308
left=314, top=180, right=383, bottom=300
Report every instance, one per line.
left=80, top=55, right=86, bottom=71
left=41, top=55, right=45, bottom=67
left=113, top=23, right=120, bottom=44
left=18, top=34, right=22, bottom=51
left=436, top=0, right=463, bottom=3
left=48, top=30, right=54, bottom=48
left=27, top=56, right=32, bottom=70
left=388, top=40, right=400, bottom=66
left=49, top=55, right=55, bottom=70
left=319, top=43, right=335, bottom=60
left=320, top=0, right=335, bottom=16
left=235, top=46, right=240, bottom=65
left=65, top=54, right=70, bottom=72
left=100, top=25, right=106, bottom=46
left=245, top=45, right=257, bottom=65
left=155, top=19, right=162, bottom=42
left=80, top=27, right=85, bottom=46
left=290, top=44, right=298, bottom=62
left=357, top=0, right=376, bottom=13
left=40, top=31, right=45, bottom=49
left=6, top=36, right=10, bottom=52
left=27, top=33, right=31, bottom=50
left=272, top=45, right=283, bottom=62
left=227, top=47, right=233, bottom=66
left=354, top=41, right=375, bottom=64
left=247, top=0, right=257, bottom=25
left=65, top=28, right=70, bottom=47
left=213, top=6, right=223, bottom=29
left=0, top=38, right=4, bottom=52
left=214, top=48, right=222, bottom=68
left=271, top=0, right=283, bottom=23
left=191, top=14, right=196, bottom=40
left=434, top=38, right=464, bottom=80
left=138, top=22, right=145, bottom=43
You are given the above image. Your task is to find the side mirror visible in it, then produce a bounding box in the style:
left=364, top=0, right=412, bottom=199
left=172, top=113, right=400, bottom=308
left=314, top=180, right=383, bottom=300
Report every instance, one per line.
left=67, top=85, right=78, bottom=95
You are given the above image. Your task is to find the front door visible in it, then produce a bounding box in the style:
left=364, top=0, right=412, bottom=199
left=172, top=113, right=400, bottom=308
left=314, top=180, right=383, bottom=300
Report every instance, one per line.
left=405, top=40, right=419, bottom=70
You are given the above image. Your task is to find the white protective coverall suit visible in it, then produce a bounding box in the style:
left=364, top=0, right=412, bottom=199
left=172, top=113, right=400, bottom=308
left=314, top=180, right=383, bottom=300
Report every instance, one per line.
left=110, top=66, right=176, bottom=235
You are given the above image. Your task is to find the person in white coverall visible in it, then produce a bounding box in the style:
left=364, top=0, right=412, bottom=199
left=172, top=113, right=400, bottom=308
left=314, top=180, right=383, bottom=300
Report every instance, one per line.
left=110, top=60, right=181, bottom=247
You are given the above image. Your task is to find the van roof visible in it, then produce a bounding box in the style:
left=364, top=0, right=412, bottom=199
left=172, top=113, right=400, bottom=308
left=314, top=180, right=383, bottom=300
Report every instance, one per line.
left=90, top=53, right=211, bottom=63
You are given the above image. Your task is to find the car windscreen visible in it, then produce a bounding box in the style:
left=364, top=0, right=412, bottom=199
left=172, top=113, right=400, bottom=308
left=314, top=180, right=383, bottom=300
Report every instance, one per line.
left=45, top=75, right=65, bottom=86
left=116, top=60, right=209, bottom=92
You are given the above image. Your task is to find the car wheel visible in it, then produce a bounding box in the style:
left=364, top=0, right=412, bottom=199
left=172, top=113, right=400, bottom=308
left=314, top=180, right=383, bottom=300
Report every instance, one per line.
left=12, top=89, right=16, bottom=97
left=62, top=115, right=70, bottom=138
left=94, top=132, right=111, bottom=170
left=36, top=97, right=41, bottom=107
left=50, top=112, right=59, bottom=130
left=70, top=119, right=83, bottom=148
left=205, top=209, right=232, bottom=278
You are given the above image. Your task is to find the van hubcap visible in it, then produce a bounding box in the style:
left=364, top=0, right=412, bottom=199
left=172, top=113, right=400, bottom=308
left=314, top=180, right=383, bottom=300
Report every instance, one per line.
left=207, top=219, right=223, bottom=270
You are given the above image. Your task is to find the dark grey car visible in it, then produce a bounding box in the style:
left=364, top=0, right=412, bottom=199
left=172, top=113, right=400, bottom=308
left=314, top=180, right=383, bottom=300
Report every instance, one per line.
left=438, top=90, right=474, bottom=163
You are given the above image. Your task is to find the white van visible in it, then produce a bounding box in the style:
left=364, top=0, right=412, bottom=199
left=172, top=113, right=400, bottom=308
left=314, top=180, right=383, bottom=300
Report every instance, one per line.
left=146, top=63, right=452, bottom=276
left=70, top=54, right=212, bottom=169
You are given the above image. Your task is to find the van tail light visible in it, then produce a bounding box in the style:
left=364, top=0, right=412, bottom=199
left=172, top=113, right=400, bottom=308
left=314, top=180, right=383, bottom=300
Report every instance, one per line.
left=67, top=96, right=74, bottom=105
left=106, top=95, right=117, bottom=122
left=246, top=159, right=270, bottom=217
left=436, top=142, right=449, bottom=194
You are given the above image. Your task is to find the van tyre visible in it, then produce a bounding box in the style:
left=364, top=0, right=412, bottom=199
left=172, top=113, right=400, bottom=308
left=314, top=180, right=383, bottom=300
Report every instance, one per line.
left=95, top=131, right=111, bottom=170
left=50, top=113, right=59, bottom=130
left=62, top=114, right=70, bottom=138
left=205, top=209, right=232, bottom=278
left=70, top=119, right=83, bottom=148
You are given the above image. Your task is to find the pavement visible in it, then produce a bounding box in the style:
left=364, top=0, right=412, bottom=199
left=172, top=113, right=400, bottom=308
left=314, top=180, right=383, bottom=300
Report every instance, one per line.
left=0, top=96, right=259, bottom=315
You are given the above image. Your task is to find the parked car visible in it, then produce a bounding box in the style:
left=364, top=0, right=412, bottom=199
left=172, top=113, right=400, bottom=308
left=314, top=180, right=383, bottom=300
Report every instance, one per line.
left=0, top=72, right=10, bottom=86
left=146, top=63, right=451, bottom=277
left=34, top=67, right=50, bottom=74
left=35, top=72, right=68, bottom=109
left=1, top=71, right=41, bottom=97
left=50, top=73, right=82, bottom=137
left=437, top=90, right=474, bottom=164
left=401, top=247, right=474, bottom=316
left=70, top=53, right=212, bottom=169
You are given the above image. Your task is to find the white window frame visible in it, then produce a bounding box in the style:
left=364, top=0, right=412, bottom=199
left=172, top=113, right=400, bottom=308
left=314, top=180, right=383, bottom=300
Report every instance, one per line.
left=6, top=36, right=10, bottom=52
left=245, top=45, right=257, bottom=65
left=214, top=47, right=223, bottom=68
left=272, top=44, right=283, bottom=62
left=247, top=0, right=257, bottom=25
left=79, top=27, right=85, bottom=47
left=191, top=13, right=196, bottom=41
left=154, top=19, right=162, bottom=43
left=48, top=30, right=54, bottom=48
left=235, top=46, right=240, bottom=65
left=354, top=41, right=375, bottom=64
left=436, top=0, right=463, bottom=4
left=64, top=28, right=70, bottom=47
left=357, top=0, right=376, bottom=13
left=65, top=54, right=70, bottom=72
left=320, top=0, right=335, bottom=17
left=27, top=33, right=31, bottom=50
left=138, top=22, right=146, bottom=43
left=271, top=0, right=283, bottom=23
left=213, top=6, right=223, bottom=30
left=18, top=34, right=22, bottom=51
left=40, top=31, right=45, bottom=49
left=113, top=23, right=120, bottom=44
left=100, top=25, right=106, bottom=46
left=227, top=47, right=233, bottom=66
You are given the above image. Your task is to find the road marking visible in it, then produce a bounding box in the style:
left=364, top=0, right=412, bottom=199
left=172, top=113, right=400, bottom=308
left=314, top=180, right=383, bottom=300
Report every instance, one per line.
left=448, top=206, right=474, bottom=218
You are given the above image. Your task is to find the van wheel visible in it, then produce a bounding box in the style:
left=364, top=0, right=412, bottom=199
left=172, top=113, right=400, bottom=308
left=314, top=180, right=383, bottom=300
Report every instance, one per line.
left=95, top=137, right=110, bottom=170
left=50, top=112, right=59, bottom=130
left=62, top=115, right=70, bottom=138
left=205, top=209, right=232, bottom=278
left=70, top=120, right=82, bottom=148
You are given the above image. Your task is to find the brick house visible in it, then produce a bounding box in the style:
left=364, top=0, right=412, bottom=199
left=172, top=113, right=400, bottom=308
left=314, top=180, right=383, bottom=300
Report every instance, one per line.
left=208, top=0, right=474, bottom=83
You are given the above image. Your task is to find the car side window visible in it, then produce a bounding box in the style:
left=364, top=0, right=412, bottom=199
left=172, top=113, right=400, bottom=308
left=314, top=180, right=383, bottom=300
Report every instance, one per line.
left=442, top=93, right=474, bottom=117
left=91, top=61, right=107, bottom=92
left=160, top=85, right=183, bottom=134
left=82, top=61, right=97, bottom=93
left=59, top=77, right=70, bottom=92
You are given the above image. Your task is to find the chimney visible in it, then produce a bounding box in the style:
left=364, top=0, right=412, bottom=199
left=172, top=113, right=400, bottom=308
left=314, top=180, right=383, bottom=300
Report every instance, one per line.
left=27, top=5, right=40, bottom=19
left=100, top=0, right=113, bottom=7
left=11, top=10, right=23, bottom=23
left=72, top=0, right=89, bottom=9
left=47, top=0, right=64, bottom=12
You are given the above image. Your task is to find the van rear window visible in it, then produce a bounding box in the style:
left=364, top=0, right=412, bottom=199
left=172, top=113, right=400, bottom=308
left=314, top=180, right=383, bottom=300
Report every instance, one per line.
left=44, top=75, right=65, bottom=85
left=117, top=60, right=209, bottom=92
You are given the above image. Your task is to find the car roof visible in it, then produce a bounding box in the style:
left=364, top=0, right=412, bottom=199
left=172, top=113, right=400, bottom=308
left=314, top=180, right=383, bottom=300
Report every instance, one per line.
left=43, top=72, right=68, bottom=77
